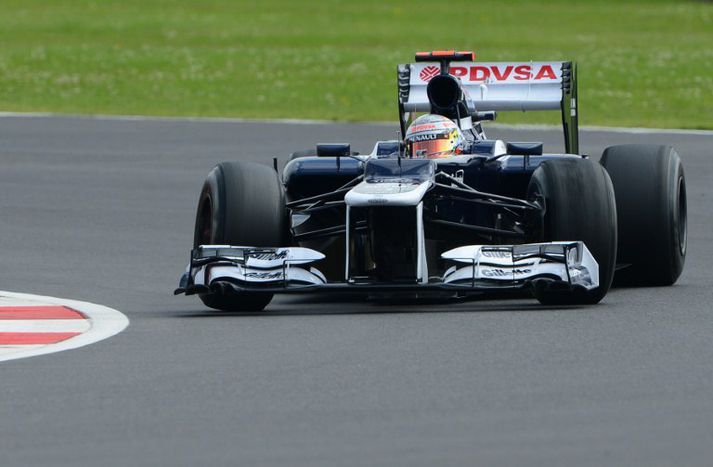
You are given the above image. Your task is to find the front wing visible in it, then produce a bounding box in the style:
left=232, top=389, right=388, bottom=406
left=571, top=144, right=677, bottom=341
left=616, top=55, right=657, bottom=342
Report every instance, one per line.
left=175, top=242, right=598, bottom=297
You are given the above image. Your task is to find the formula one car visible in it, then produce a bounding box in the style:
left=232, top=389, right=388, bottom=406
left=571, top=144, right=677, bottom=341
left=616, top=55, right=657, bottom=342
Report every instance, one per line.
left=176, top=50, right=687, bottom=311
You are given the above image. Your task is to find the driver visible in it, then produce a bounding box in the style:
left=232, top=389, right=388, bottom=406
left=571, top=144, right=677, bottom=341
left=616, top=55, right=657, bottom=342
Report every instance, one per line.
left=405, top=114, right=465, bottom=159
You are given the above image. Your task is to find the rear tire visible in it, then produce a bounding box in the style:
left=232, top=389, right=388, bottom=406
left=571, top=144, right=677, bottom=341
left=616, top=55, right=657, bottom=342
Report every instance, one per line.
left=527, top=158, right=617, bottom=305
left=193, top=161, right=287, bottom=311
left=600, top=145, right=686, bottom=286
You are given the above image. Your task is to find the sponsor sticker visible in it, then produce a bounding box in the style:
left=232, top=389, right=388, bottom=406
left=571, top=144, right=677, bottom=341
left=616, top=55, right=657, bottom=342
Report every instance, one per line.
left=411, top=133, right=439, bottom=142
left=481, top=250, right=512, bottom=259
left=482, top=268, right=532, bottom=278
left=416, top=63, right=560, bottom=83
left=419, top=65, right=440, bottom=82
left=247, top=250, right=288, bottom=261
left=244, top=271, right=283, bottom=280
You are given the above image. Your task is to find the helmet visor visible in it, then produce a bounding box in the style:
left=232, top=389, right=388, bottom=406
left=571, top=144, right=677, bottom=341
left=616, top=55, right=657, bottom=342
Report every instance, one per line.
left=410, top=133, right=457, bottom=159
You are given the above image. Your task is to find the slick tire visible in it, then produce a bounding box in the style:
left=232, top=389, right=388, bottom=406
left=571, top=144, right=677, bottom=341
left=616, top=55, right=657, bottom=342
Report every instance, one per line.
left=193, top=161, right=287, bottom=311
left=600, top=145, right=686, bottom=286
left=527, top=158, right=618, bottom=305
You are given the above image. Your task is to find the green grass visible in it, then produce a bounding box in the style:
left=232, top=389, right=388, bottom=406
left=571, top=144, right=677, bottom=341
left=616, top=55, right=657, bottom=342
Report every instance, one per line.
left=0, top=0, right=711, bottom=128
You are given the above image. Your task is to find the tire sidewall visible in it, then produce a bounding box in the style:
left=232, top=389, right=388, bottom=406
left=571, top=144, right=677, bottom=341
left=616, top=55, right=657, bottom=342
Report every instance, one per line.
left=663, top=150, right=686, bottom=281
left=193, top=165, right=227, bottom=247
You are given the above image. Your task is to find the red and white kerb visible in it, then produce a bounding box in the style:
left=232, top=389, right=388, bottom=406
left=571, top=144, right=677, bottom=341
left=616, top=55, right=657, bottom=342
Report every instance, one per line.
left=0, top=306, right=89, bottom=350
left=0, top=291, right=128, bottom=362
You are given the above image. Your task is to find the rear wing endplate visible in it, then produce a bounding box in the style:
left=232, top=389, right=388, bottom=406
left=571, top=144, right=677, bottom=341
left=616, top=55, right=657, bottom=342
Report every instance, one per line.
left=397, top=60, right=579, bottom=154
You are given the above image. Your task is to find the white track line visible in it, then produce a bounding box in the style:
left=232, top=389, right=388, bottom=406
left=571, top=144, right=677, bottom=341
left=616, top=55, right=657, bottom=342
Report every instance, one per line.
left=0, top=291, right=129, bottom=363
left=0, top=345, right=44, bottom=358
left=0, top=111, right=711, bottom=136
left=0, top=319, right=90, bottom=333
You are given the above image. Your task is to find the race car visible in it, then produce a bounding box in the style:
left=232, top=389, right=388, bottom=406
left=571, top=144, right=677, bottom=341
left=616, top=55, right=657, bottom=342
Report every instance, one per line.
left=175, top=50, right=687, bottom=311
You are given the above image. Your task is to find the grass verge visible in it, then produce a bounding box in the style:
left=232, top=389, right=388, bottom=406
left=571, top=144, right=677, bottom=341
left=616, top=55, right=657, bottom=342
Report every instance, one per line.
left=0, top=0, right=711, bottom=128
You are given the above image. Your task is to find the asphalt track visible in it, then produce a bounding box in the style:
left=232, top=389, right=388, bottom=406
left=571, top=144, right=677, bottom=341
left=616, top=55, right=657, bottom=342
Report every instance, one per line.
left=1, top=115, right=712, bottom=467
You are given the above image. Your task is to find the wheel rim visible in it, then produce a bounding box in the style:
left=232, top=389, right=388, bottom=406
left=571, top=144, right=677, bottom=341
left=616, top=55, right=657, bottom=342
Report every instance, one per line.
left=677, top=175, right=687, bottom=256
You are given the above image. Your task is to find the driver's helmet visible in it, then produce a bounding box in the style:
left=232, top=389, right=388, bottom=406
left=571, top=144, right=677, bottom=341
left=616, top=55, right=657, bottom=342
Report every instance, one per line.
left=405, top=114, right=464, bottom=159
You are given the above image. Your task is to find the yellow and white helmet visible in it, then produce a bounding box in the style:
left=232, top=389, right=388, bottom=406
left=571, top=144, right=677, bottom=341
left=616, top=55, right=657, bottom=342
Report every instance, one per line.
left=405, top=114, right=464, bottom=159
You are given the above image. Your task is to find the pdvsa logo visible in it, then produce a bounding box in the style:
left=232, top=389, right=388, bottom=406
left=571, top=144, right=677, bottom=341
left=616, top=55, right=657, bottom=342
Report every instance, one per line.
left=419, top=64, right=559, bottom=83
left=419, top=65, right=440, bottom=82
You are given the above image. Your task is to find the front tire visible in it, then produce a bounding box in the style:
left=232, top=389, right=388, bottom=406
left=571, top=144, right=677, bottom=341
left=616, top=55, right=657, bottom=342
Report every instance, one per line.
left=193, top=161, right=287, bottom=311
left=600, top=145, right=686, bottom=286
left=527, top=158, right=618, bottom=305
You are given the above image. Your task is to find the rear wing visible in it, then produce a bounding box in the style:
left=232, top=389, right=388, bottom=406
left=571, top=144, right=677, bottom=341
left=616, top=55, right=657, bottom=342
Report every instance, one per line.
left=397, top=59, right=579, bottom=154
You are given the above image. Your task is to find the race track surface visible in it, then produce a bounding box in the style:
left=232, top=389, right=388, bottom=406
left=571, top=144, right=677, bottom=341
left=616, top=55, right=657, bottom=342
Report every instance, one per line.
left=1, top=116, right=712, bottom=466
